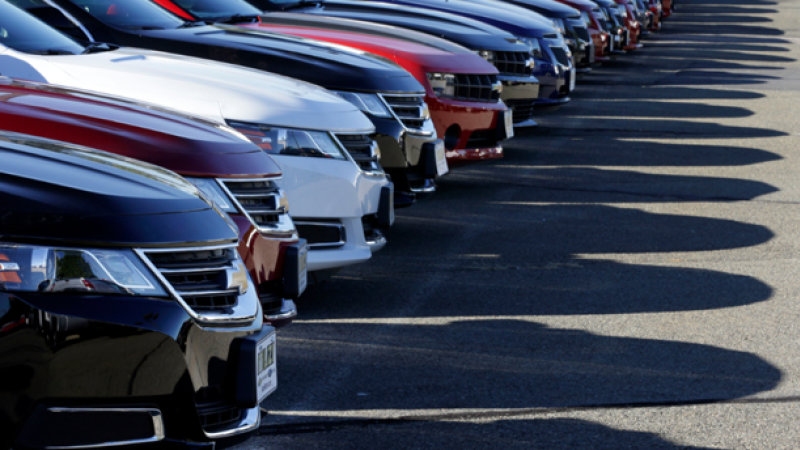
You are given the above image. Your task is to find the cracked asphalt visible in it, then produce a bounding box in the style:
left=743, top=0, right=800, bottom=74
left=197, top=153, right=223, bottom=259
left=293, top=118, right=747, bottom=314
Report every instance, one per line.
left=234, top=0, right=800, bottom=448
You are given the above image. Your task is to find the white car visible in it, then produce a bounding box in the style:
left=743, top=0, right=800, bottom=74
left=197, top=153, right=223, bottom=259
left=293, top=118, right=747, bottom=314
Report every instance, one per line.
left=0, top=0, right=394, bottom=274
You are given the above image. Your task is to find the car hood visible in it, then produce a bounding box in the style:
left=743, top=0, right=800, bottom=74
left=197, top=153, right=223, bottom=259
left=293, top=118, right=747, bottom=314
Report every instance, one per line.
left=294, top=1, right=531, bottom=52
left=0, top=46, right=374, bottom=133
left=373, top=0, right=557, bottom=38
left=486, top=0, right=581, bottom=19
left=253, top=21, right=499, bottom=75
left=0, top=131, right=237, bottom=247
left=0, top=78, right=282, bottom=178
left=143, top=24, right=424, bottom=93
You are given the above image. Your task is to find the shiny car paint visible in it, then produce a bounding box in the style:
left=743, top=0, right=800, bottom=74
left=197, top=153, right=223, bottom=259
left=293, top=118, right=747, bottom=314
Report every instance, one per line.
left=244, top=12, right=511, bottom=164
left=356, top=0, right=576, bottom=107
left=250, top=0, right=542, bottom=126
left=0, top=0, right=393, bottom=275
left=0, top=130, right=272, bottom=448
left=22, top=0, right=441, bottom=198
left=0, top=76, right=303, bottom=326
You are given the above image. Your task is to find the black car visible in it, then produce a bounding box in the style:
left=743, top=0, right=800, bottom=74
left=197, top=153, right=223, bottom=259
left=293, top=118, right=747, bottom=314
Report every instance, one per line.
left=0, top=131, right=274, bottom=449
left=13, top=0, right=442, bottom=199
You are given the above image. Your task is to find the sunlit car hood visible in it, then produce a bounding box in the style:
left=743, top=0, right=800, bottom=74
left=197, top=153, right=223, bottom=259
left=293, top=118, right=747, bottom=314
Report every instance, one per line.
left=0, top=77, right=283, bottom=178
left=0, top=46, right=374, bottom=133
left=288, top=0, right=531, bottom=51
left=140, top=23, right=424, bottom=92
left=256, top=21, right=499, bottom=75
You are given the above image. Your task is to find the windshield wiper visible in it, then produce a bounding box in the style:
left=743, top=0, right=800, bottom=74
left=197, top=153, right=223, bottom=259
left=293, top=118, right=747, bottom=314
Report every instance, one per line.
left=29, top=49, right=77, bottom=55
left=81, top=42, right=114, bottom=54
left=217, top=14, right=260, bottom=24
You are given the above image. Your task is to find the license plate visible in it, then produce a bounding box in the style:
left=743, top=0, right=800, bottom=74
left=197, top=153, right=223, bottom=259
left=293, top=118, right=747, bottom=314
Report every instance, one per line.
left=256, top=330, right=277, bottom=402
left=569, top=67, right=577, bottom=92
left=434, top=140, right=449, bottom=176
left=504, top=108, right=515, bottom=139
left=296, top=243, right=307, bottom=297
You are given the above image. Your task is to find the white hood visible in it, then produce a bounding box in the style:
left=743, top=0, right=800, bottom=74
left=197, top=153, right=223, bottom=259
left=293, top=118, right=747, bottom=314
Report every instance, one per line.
left=0, top=47, right=374, bottom=133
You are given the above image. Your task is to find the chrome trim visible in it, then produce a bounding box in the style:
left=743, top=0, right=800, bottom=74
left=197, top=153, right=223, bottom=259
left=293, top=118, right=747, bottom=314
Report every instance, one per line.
left=202, top=405, right=260, bottom=440
left=136, top=244, right=260, bottom=326
left=44, top=407, right=164, bottom=449
left=264, top=298, right=297, bottom=322
left=217, top=177, right=298, bottom=240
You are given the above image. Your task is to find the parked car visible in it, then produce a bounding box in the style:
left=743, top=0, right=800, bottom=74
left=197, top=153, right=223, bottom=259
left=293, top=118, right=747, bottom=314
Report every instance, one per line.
left=612, top=0, right=642, bottom=50
left=0, top=130, right=274, bottom=448
left=0, top=76, right=305, bottom=326
left=251, top=0, right=541, bottom=127
left=1, top=0, right=394, bottom=277
left=489, top=0, right=595, bottom=71
left=556, top=0, right=614, bottom=60
left=354, top=0, right=576, bottom=108
left=176, top=6, right=513, bottom=164
left=14, top=0, right=443, bottom=201
left=590, top=0, right=629, bottom=52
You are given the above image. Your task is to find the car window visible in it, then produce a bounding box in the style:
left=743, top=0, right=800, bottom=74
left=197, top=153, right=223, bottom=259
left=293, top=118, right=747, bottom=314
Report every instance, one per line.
left=0, top=0, right=85, bottom=54
left=67, top=0, right=184, bottom=29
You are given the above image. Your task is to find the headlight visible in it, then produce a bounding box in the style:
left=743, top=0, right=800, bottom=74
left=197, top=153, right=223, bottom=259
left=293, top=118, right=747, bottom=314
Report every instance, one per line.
left=334, top=91, right=392, bottom=118
left=426, top=72, right=456, bottom=98
left=518, top=37, right=543, bottom=60
left=552, top=18, right=566, bottom=35
left=227, top=121, right=347, bottom=160
left=475, top=49, right=495, bottom=63
left=0, top=243, right=167, bottom=296
left=186, top=177, right=237, bottom=213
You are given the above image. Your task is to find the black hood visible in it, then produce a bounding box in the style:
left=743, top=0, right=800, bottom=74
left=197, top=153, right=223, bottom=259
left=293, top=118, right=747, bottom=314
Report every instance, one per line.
left=252, top=0, right=531, bottom=52
left=144, top=24, right=424, bottom=92
left=0, top=132, right=237, bottom=248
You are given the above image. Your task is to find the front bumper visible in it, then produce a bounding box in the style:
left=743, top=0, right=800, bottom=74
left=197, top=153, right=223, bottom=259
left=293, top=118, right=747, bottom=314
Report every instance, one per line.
left=427, top=95, right=510, bottom=164
left=2, top=292, right=270, bottom=449
left=499, top=74, right=541, bottom=124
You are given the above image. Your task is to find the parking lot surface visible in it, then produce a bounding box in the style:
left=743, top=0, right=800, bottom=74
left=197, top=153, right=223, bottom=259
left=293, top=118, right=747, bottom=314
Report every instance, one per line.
left=238, top=0, right=800, bottom=447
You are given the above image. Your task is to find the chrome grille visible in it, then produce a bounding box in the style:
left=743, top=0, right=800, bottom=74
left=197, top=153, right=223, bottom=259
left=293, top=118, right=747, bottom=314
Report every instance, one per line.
left=492, top=51, right=533, bottom=76
left=381, top=93, right=427, bottom=130
left=574, top=25, right=591, bottom=42
left=221, top=179, right=288, bottom=231
left=335, top=133, right=381, bottom=172
left=452, top=74, right=502, bottom=102
left=141, top=245, right=240, bottom=312
left=550, top=46, right=571, bottom=67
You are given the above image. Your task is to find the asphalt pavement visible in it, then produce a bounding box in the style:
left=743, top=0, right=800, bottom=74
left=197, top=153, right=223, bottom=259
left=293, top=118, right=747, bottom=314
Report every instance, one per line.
left=236, top=0, right=800, bottom=447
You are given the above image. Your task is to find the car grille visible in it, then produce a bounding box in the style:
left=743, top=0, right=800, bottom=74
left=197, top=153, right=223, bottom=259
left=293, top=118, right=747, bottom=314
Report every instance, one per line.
left=141, top=245, right=241, bottom=312
left=550, top=45, right=571, bottom=67
left=504, top=99, right=536, bottom=124
left=452, top=74, right=502, bottom=102
left=221, top=178, right=292, bottom=235
left=380, top=93, right=428, bottom=130
left=294, top=218, right=346, bottom=249
left=492, top=51, right=533, bottom=77
left=574, top=25, right=591, bottom=42
left=335, top=132, right=381, bottom=172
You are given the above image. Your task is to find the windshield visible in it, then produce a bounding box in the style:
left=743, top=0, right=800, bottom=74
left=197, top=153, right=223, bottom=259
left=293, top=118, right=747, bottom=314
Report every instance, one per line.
left=0, top=1, right=86, bottom=54
left=169, top=0, right=262, bottom=21
left=67, top=0, right=185, bottom=29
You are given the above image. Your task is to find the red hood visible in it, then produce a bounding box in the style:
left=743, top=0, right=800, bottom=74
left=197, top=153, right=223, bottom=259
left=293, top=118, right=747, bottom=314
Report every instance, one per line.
left=0, top=78, right=282, bottom=178
left=245, top=23, right=499, bottom=76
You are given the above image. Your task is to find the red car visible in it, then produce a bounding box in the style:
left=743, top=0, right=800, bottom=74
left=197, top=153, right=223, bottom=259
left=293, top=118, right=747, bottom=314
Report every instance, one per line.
left=613, top=0, right=642, bottom=50
left=555, top=0, right=613, bottom=61
left=0, top=77, right=306, bottom=327
left=151, top=1, right=512, bottom=165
